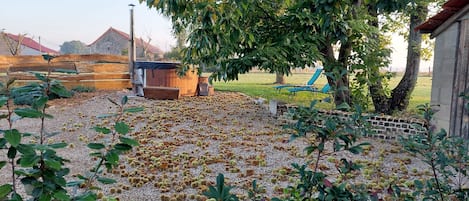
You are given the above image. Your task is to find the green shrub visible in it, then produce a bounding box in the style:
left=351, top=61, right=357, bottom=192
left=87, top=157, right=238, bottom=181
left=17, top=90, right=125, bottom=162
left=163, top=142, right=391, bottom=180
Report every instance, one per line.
left=71, top=85, right=96, bottom=93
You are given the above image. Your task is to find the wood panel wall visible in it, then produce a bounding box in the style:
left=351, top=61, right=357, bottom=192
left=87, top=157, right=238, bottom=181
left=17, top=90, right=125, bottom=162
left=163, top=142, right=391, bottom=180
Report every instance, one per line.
left=0, top=54, right=131, bottom=90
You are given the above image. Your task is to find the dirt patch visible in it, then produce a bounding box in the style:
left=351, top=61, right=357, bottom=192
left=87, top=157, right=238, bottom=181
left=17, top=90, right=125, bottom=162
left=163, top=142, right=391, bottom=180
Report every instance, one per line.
left=0, top=90, right=432, bottom=200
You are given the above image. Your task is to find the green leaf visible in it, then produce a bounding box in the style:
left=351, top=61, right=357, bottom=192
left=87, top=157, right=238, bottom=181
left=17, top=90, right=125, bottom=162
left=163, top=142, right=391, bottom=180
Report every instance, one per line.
left=34, top=72, right=48, bottom=82
left=50, top=84, right=73, bottom=98
left=53, top=190, right=70, bottom=201
left=74, top=191, right=97, bottom=201
left=42, top=54, right=56, bottom=61
left=44, top=158, right=62, bottom=170
left=105, top=151, right=119, bottom=165
left=121, top=96, right=128, bottom=105
left=0, top=96, right=8, bottom=107
left=114, top=122, right=130, bottom=135
left=124, top=107, right=144, bottom=113
left=53, top=68, right=78, bottom=74
left=49, top=142, right=68, bottom=149
left=14, top=108, right=46, bottom=118
left=20, top=154, right=41, bottom=167
left=97, top=177, right=117, bottom=184
left=10, top=192, right=22, bottom=201
left=17, top=144, right=36, bottom=155
left=0, top=138, right=6, bottom=148
left=93, top=126, right=111, bottom=134
left=0, top=161, right=7, bottom=169
left=114, top=143, right=132, bottom=152
left=66, top=181, right=83, bottom=187
left=87, top=143, right=105, bottom=150
left=32, top=96, right=48, bottom=110
left=96, top=113, right=118, bottom=118
left=119, top=137, right=139, bottom=146
left=5, top=129, right=21, bottom=147
left=0, top=184, right=12, bottom=199
left=89, top=152, right=103, bottom=157
left=7, top=147, right=17, bottom=159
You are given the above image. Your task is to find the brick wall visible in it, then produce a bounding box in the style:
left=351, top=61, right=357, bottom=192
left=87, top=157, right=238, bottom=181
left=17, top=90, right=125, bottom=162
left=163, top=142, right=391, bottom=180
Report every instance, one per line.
left=273, top=102, right=428, bottom=139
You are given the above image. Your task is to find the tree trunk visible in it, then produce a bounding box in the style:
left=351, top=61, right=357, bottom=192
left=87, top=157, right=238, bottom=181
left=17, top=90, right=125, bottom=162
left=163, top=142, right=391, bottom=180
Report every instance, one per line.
left=336, top=40, right=352, bottom=106
left=274, top=72, right=286, bottom=84
left=321, top=41, right=352, bottom=107
left=389, top=4, right=428, bottom=112
left=367, top=5, right=392, bottom=114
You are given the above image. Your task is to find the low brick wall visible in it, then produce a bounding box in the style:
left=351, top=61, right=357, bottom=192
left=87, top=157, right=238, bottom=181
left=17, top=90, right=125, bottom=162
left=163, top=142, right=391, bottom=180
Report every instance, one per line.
left=272, top=101, right=428, bottom=139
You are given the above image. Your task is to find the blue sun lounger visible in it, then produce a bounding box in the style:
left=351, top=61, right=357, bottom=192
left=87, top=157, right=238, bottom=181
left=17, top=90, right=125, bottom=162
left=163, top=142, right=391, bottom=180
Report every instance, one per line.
left=273, top=68, right=323, bottom=91
left=288, top=82, right=331, bottom=95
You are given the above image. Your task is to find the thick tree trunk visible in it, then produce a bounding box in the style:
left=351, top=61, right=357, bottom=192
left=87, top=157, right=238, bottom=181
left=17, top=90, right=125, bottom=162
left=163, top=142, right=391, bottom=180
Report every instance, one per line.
left=389, top=4, right=428, bottom=112
left=336, top=41, right=352, bottom=106
left=321, top=41, right=352, bottom=107
left=367, top=5, right=392, bottom=114
left=274, top=72, right=286, bottom=84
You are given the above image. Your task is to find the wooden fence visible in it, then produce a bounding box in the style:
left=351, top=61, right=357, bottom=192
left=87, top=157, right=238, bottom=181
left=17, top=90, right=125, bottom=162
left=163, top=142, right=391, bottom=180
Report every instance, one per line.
left=0, top=54, right=131, bottom=90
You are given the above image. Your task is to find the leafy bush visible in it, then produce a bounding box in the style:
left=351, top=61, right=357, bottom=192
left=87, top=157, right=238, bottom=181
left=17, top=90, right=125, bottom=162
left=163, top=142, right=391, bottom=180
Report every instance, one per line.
left=203, top=173, right=239, bottom=201
left=71, top=85, right=96, bottom=93
left=399, top=104, right=469, bottom=200
left=10, top=79, right=73, bottom=105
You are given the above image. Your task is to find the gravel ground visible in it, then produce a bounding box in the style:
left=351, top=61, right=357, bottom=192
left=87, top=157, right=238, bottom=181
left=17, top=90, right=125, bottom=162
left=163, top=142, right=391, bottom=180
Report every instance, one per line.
left=0, top=90, right=437, bottom=200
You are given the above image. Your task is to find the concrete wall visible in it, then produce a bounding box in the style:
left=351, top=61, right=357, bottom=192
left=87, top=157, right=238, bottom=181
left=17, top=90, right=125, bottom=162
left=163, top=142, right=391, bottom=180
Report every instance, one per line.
left=431, top=22, right=460, bottom=131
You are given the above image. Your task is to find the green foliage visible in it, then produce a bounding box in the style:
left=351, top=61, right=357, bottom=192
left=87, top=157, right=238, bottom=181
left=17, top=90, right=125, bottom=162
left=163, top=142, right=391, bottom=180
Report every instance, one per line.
left=399, top=103, right=469, bottom=200
left=72, top=95, right=142, bottom=192
left=248, top=180, right=266, bottom=201
left=71, top=85, right=96, bottom=93
left=59, top=40, right=89, bottom=55
left=274, top=101, right=374, bottom=200
left=10, top=77, right=72, bottom=105
left=203, top=173, right=239, bottom=201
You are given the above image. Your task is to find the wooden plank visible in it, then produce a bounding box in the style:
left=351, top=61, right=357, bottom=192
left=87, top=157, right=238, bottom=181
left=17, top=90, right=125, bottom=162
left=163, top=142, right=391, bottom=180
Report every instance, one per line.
left=450, top=19, right=469, bottom=137
left=7, top=72, right=130, bottom=81
left=11, top=79, right=131, bottom=90
left=0, top=64, right=10, bottom=73
left=8, top=62, right=77, bottom=72
left=144, top=87, right=179, bottom=100
left=0, top=54, right=128, bottom=65
left=76, top=63, right=129, bottom=73
left=61, top=80, right=131, bottom=90
left=53, top=54, right=128, bottom=63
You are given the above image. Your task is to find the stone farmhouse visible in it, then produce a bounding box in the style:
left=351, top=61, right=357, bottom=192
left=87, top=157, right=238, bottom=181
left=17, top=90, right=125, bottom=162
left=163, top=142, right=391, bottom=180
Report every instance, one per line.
left=88, top=27, right=163, bottom=61
left=0, top=32, right=58, bottom=55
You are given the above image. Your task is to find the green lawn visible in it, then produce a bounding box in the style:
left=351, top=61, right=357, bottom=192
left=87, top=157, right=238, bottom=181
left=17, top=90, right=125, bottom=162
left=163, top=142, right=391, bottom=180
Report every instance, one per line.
left=210, top=72, right=432, bottom=112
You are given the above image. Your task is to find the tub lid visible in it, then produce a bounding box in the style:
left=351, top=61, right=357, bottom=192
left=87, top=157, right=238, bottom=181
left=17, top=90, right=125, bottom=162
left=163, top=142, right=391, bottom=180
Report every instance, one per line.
left=135, top=61, right=181, bottom=69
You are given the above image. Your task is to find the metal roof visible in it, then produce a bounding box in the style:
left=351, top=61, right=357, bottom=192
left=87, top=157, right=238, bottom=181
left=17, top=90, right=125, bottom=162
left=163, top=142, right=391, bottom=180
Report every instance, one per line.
left=416, top=0, right=469, bottom=34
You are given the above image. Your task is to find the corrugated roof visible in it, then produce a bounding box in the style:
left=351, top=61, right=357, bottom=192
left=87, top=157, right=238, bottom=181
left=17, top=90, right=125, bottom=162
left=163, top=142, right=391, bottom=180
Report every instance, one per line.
left=89, top=27, right=162, bottom=54
left=416, top=0, right=469, bottom=33
left=4, top=33, right=59, bottom=54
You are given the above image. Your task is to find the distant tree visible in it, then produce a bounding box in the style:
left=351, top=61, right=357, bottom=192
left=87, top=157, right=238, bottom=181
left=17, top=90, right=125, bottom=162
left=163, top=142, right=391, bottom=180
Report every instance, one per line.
left=1, top=32, right=25, bottom=56
left=59, top=40, right=88, bottom=54
left=163, top=30, right=187, bottom=61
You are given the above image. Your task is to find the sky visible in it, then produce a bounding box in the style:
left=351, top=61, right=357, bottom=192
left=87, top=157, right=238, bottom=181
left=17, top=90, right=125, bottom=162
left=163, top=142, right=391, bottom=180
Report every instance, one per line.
left=1, top=0, right=176, bottom=51
left=1, top=0, right=432, bottom=72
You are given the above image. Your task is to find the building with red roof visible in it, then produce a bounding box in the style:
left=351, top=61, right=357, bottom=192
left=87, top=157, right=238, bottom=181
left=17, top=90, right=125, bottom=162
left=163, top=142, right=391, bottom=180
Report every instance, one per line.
left=88, top=27, right=163, bottom=61
left=0, top=32, right=58, bottom=55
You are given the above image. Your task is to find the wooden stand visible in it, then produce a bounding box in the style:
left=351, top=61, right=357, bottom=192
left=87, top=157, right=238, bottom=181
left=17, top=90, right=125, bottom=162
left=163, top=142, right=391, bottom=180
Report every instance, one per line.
left=143, top=87, right=179, bottom=100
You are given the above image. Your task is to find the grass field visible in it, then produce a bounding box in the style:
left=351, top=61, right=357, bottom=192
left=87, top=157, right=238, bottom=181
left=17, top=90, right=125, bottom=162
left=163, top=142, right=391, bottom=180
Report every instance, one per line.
left=210, top=72, right=432, bottom=112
